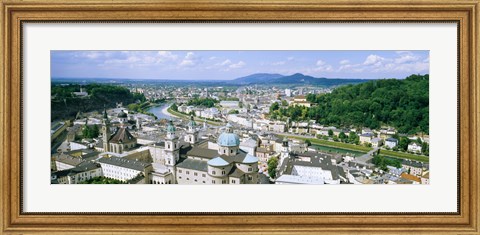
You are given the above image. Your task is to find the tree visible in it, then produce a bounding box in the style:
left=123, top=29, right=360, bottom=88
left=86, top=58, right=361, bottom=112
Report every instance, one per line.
left=348, top=131, right=359, bottom=145
left=328, top=129, right=334, bottom=137
left=170, top=103, right=178, bottom=111
left=267, top=157, right=279, bottom=179
left=305, top=139, right=311, bottom=146
left=281, top=100, right=288, bottom=106
left=338, top=132, right=347, bottom=142
left=228, top=109, right=239, bottom=114
left=270, top=102, right=280, bottom=113
left=398, top=137, right=411, bottom=151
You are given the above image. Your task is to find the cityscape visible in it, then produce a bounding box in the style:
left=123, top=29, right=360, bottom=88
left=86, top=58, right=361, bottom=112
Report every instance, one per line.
left=50, top=50, right=430, bottom=185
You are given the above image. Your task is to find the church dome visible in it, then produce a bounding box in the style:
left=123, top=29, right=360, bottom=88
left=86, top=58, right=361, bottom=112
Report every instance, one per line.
left=207, top=157, right=229, bottom=167
left=166, top=120, right=176, bottom=132
left=117, top=110, right=127, bottom=118
left=187, top=115, right=196, bottom=127
left=242, top=153, right=259, bottom=164
left=217, top=123, right=239, bottom=147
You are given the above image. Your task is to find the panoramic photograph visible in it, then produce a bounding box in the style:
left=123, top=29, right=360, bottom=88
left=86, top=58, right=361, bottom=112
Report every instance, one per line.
left=50, top=50, right=430, bottom=185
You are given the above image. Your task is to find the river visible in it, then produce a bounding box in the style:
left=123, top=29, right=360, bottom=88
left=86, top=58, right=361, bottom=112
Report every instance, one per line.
left=146, top=103, right=177, bottom=120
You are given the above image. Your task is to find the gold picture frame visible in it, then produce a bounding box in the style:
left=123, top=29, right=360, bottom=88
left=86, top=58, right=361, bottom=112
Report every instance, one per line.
left=1, top=0, right=479, bottom=234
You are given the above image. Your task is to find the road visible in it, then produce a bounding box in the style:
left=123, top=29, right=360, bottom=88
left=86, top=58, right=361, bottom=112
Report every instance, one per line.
left=353, top=147, right=379, bottom=166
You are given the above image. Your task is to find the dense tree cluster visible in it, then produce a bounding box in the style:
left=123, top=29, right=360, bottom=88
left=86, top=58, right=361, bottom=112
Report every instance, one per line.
left=267, top=157, right=279, bottom=179
left=270, top=74, right=429, bottom=134
left=51, top=84, right=146, bottom=121
left=187, top=97, right=219, bottom=108
left=82, top=124, right=100, bottom=139
left=372, top=155, right=402, bottom=171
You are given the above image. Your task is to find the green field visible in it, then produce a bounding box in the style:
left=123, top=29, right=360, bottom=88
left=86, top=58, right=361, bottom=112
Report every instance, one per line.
left=379, top=150, right=429, bottom=163
left=284, top=135, right=371, bottom=152
left=284, top=135, right=429, bottom=163
left=167, top=107, right=224, bottom=126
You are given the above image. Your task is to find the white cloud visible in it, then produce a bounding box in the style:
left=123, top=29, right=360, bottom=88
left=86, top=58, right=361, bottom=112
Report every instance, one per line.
left=229, top=61, right=246, bottom=69
left=363, top=54, right=387, bottom=66
left=313, top=60, right=333, bottom=72
left=316, top=60, right=326, bottom=66
left=179, top=52, right=201, bottom=67
left=395, top=54, right=419, bottom=64
left=339, top=59, right=350, bottom=65
left=219, top=59, right=232, bottom=66
left=157, top=51, right=178, bottom=61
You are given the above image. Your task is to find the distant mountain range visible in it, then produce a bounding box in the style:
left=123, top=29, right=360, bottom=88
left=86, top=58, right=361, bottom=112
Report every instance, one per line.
left=228, top=73, right=370, bottom=86
left=52, top=73, right=372, bottom=87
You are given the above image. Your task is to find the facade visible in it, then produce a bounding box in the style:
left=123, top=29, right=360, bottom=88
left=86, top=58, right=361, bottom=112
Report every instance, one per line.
left=52, top=162, right=102, bottom=184
left=385, top=137, right=398, bottom=149
left=102, top=109, right=137, bottom=154
left=408, top=142, right=422, bottom=153
left=174, top=123, right=260, bottom=184
left=371, top=138, right=383, bottom=147
left=98, top=156, right=152, bottom=182
left=359, top=133, right=373, bottom=144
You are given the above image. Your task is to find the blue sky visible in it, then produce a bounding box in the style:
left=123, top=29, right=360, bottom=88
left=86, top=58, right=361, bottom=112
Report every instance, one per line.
left=51, top=50, right=429, bottom=80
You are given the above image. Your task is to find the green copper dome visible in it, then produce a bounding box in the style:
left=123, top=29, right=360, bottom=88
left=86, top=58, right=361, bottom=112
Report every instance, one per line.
left=166, top=120, right=176, bottom=132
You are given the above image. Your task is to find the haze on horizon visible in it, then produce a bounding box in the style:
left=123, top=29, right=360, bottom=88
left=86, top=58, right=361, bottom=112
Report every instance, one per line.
left=51, top=50, right=429, bottom=80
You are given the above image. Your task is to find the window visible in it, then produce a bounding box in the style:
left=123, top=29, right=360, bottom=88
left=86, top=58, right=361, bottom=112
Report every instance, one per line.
left=232, top=180, right=236, bottom=184
left=223, top=149, right=226, bottom=154
left=202, top=174, right=206, bottom=177
left=222, top=179, right=226, bottom=184
left=212, top=171, right=216, bottom=175
left=187, top=178, right=189, bottom=181
left=194, top=172, right=198, bottom=176
left=186, top=171, right=190, bottom=175
left=212, top=180, right=215, bottom=184
left=230, top=149, right=233, bottom=154
left=248, top=175, right=253, bottom=181
left=202, top=181, right=205, bottom=184
left=179, top=176, right=182, bottom=179
left=221, top=171, right=225, bottom=174
left=179, top=170, right=182, bottom=173
left=248, top=167, right=253, bottom=172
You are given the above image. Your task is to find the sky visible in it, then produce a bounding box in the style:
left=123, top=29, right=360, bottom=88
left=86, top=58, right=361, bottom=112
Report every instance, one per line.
left=51, top=50, right=429, bottom=80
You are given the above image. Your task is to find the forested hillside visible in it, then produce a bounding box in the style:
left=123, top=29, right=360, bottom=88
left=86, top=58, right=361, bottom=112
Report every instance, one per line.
left=51, top=84, right=145, bottom=121
left=270, top=74, right=429, bottom=134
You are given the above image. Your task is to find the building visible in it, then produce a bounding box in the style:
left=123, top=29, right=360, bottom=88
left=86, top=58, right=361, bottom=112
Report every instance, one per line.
left=51, top=121, right=67, bottom=143
left=408, top=142, right=422, bottom=153
left=173, top=123, right=260, bottom=184
left=385, top=138, right=398, bottom=149
left=98, top=156, right=152, bottom=183
left=359, top=133, right=373, bottom=144
left=371, top=138, right=383, bottom=147
left=51, top=162, right=102, bottom=184
left=102, top=109, right=137, bottom=154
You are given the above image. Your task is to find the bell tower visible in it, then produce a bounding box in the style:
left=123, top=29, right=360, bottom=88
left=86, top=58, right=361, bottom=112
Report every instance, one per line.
left=102, top=108, right=110, bottom=152
left=164, top=120, right=179, bottom=176
left=185, top=115, right=198, bottom=145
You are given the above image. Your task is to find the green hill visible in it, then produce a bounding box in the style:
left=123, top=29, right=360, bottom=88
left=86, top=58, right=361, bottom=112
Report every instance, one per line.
left=271, top=74, right=429, bottom=134
left=51, top=84, right=145, bottom=121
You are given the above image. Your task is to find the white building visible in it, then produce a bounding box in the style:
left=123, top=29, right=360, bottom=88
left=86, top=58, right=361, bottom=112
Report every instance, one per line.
left=407, top=142, right=422, bottom=153
left=385, top=138, right=398, bottom=149
left=98, top=156, right=152, bottom=182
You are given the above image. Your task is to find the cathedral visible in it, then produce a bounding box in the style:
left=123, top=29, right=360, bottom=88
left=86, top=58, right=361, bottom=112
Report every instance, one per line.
left=100, top=110, right=260, bottom=185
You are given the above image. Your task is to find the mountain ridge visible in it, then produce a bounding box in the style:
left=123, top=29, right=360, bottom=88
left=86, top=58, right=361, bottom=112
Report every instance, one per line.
left=229, top=73, right=370, bottom=86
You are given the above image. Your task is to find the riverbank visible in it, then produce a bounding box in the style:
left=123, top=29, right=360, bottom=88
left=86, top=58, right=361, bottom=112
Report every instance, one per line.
left=166, top=107, right=225, bottom=126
